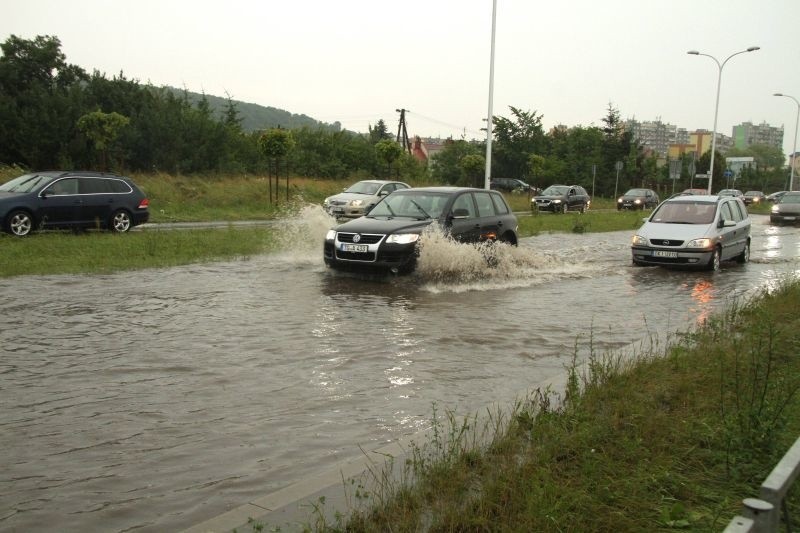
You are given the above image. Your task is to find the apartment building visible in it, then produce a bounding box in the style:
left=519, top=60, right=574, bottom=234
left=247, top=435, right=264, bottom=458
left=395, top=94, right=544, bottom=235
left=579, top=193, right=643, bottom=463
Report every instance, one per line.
left=732, top=121, right=784, bottom=150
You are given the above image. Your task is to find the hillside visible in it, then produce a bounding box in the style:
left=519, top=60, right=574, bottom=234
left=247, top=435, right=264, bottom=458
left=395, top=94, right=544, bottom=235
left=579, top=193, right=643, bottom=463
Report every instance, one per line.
left=164, top=87, right=342, bottom=133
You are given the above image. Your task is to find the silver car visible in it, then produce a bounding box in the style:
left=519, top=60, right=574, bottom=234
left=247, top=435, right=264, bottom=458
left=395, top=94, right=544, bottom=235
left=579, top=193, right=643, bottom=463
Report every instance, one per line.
left=323, top=180, right=410, bottom=219
left=631, top=195, right=750, bottom=271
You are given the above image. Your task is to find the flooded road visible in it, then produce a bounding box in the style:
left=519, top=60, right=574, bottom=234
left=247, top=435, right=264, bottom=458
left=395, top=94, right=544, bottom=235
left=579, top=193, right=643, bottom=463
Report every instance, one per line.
left=2, top=211, right=799, bottom=532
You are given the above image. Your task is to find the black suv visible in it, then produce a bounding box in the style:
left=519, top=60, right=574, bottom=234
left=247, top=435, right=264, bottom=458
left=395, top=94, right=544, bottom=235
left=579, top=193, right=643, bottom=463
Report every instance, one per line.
left=324, top=187, right=518, bottom=274
left=0, top=171, right=150, bottom=236
left=532, top=184, right=591, bottom=213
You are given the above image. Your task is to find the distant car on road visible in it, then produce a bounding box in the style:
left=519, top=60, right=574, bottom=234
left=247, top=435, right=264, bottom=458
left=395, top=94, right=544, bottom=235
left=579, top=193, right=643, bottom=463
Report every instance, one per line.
left=490, top=178, right=536, bottom=194
left=631, top=194, right=750, bottom=271
left=323, top=180, right=410, bottom=219
left=718, top=189, right=743, bottom=198
left=532, top=184, right=590, bottom=214
left=770, top=191, right=800, bottom=225
left=680, top=188, right=710, bottom=196
left=324, top=187, right=518, bottom=274
left=742, top=191, right=766, bottom=205
left=0, top=171, right=150, bottom=236
left=617, top=188, right=660, bottom=210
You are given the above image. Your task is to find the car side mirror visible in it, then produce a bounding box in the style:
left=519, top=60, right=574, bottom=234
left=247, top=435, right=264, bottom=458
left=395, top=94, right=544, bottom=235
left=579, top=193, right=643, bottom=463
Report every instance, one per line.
left=378, top=190, right=389, bottom=196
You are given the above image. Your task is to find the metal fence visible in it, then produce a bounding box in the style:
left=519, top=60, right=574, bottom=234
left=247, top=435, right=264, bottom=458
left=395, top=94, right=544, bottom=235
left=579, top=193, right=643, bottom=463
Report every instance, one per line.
left=725, top=436, right=800, bottom=532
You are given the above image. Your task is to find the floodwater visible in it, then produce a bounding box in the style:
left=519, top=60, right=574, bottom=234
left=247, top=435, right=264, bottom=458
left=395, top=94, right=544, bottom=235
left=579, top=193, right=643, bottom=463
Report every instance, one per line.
left=2, top=208, right=799, bottom=532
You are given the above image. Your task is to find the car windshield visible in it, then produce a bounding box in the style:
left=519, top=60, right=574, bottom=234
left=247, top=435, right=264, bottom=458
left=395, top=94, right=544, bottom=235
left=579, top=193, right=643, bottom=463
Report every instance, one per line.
left=541, top=185, right=569, bottom=196
left=0, top=173, right=52, bottom=193
left=779, top=193, right=800, bottom=204
left=369, top=191, right=448, bottom=219
left=625, top=189, right=648, bottom=196
left=650, top=201, right=717, bottom=224
left=344, top=181, right=381, bottom=195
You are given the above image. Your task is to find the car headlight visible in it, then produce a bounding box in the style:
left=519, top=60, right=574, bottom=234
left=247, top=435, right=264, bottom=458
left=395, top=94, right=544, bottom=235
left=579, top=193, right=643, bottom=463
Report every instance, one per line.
left=323, top=198, right=331, bottom=207
left=631, top=235, right=647, bottom=246
left=325, top=229, right=336, bottom=241
left=772, top=206, right=779, bottom=213
left=349, top=199, right=365, bottom=207
left=687, top=238, right=713, bottom=249
left=553, top=199, right=562, bottom=204
left=386, top=233, right=420, bottom=244
left=634, top=199, right=642, bottom=204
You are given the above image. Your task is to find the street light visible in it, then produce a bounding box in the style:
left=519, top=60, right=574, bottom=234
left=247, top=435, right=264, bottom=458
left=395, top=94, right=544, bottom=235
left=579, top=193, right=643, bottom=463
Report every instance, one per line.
left=687, top=46, right=760, bottom=194
left=774, top=92, right=800, bottom=191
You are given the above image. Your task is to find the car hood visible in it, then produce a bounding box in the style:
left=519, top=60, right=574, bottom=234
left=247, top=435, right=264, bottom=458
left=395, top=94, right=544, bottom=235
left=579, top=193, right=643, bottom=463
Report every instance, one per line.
left=638, top=222, right=716, bottom=241
left=621, top=194, right=645, bottom=200
left=334, top=216, right=434, bottom=234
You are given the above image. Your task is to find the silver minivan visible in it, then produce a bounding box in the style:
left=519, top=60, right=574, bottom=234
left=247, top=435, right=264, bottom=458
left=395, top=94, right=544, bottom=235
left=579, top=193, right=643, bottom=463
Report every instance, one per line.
left=631, top=195, right=750, bottom=271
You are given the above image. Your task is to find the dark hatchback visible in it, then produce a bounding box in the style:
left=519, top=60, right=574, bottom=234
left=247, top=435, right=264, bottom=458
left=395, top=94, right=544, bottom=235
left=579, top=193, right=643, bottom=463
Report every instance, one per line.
left=323, top=187, right=519, bottom=274
left=617, top=188, right=660, bottom=210
left=0, top=171, right=150, bottom=236
left=532, top=184, right=591, bottom=213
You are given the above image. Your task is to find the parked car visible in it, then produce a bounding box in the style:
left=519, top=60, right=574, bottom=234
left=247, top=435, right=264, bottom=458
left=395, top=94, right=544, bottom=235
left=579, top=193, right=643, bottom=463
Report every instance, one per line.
left=742, top=191, right=766, bottom=205
left=324, top=187, right=518, bottom=274
left=617, top=188, right=660, bottom=210
left=766, top=191, right=788, bottom=203
left=323, top=180, right=410, bottom=219
left=532, top=184, right=591, bottom=214
left=682, top=188, right=709, bottom=195
left=770, top=191, right=800, bottom=225
left=0, top=171, right=150, bottom=236
left=490, top=178, right=535, bottom=194
left=717, top=189, right=743, bottom=198
left=631, top=194, right=750, bottom=271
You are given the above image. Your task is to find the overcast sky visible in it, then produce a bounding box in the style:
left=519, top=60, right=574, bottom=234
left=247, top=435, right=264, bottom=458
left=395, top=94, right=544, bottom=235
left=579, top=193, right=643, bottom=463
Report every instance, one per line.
left=3, top=0, right=800, bottom=156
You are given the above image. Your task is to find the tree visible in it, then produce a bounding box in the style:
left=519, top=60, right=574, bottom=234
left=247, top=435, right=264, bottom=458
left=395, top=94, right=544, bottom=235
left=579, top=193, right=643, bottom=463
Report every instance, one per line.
left=77, top=110, right=130, bottom=171
left=460, top=154, right=486, bottom=188
left=368, top=119, right=391, bottom=144
left=258, top=128, right=295, bottom=202
left=374, top=139, right=403, bottom=177
left=430, top=140, right=482, bottom=185
left=491, top=107, right=546, bottom=181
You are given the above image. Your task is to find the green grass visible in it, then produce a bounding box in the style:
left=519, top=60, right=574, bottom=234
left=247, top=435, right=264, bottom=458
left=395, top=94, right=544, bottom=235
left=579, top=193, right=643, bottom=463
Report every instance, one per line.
left=0, top=227, right=275, bottom=277
left=290, top=281, right=800, bottom=532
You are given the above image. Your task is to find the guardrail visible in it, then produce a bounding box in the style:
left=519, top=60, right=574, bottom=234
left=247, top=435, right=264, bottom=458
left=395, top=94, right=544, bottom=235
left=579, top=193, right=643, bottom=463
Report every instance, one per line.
left=724, top=436, right=800, bottom=532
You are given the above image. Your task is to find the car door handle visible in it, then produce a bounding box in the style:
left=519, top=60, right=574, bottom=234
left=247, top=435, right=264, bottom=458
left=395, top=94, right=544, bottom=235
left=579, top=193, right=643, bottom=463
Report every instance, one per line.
left=497, top=221, right=504, bottom=227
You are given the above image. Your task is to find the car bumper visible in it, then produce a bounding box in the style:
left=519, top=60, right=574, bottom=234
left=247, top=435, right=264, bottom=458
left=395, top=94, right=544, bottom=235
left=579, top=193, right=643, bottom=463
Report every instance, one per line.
left=325, top=205, right=367, bottom=219
left=631, top=246, right=713, bottom=268
left=770, top=214, right=800, bottom=224
left=618, top=202, right=643, bottom=210
left=323, top=240, right=418, bottom=272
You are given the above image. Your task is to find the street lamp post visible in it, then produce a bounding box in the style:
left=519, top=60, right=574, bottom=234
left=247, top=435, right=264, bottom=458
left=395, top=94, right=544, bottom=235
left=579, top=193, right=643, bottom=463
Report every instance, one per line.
left=687, top=46, right=760, bottom=194
left=484, top=0, right=497, bottom=190
left=774, top=93, right=800, bottom=191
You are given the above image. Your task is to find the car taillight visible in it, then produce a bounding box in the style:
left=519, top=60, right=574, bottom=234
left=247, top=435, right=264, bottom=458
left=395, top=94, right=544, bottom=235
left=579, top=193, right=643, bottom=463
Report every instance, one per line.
left=138, top=198, right=150, bottom=209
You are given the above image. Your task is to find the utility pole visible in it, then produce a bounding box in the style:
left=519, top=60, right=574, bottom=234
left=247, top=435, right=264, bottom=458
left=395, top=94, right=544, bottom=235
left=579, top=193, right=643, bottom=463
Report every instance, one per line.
left=396, top=108, right=411, bottom=154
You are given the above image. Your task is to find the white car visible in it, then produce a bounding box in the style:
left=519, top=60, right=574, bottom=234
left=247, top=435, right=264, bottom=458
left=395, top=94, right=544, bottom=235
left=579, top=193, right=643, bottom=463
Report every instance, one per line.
left=631, top=194, right=750, bottom=271
left=323, top=180, right=410, bottom=219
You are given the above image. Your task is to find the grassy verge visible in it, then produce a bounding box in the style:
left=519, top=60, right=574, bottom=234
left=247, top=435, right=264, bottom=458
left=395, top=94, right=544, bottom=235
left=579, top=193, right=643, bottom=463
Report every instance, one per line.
left=287, top=280, right=800, bottom=532
left=0, top=227, right=275, bottom=277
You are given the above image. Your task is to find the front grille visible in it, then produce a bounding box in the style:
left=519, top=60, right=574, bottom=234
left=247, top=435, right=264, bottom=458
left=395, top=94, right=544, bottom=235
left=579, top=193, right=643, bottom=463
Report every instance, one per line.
left=651, top=239, right=684, bottom=247
left=337, top=233, right=384, bottom=244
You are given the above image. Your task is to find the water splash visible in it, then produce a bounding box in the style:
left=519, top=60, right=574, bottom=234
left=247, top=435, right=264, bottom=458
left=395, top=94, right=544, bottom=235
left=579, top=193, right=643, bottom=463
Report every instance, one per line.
left=273, top=203, right=603, bottom=291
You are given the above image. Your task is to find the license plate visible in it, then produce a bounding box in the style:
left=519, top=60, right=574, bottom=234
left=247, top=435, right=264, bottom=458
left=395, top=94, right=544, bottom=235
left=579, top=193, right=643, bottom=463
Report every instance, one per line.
left=343, top=244, right=368, bottom=253
left=784, top=216, right=795, bottom=221
left=654, top=250, right=678, bottom=258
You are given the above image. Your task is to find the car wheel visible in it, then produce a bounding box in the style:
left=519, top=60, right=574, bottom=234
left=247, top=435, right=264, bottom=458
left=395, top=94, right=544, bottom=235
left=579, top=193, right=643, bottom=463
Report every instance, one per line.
left=7, top=210, right=34, bottom=236
left=707, top=246, right=722, bottom=272
left=735, top=240, right=750, bottom=264
left=110, top=210, right=132, bottom=233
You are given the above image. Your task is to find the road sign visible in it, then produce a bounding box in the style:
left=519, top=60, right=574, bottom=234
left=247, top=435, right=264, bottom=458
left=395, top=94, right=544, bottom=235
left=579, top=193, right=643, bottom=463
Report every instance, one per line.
left=723, top=169, right=733, bottom=178
left=695, top=173, right=709, bottom=180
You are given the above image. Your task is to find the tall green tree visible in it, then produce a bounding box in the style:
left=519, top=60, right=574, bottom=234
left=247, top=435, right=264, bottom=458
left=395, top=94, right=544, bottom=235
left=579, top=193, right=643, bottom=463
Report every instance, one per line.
left=375, top=139, right=403, bottom=177
left=0, top=35, right=88, bottom=168
left=491, top=107, right=546, bottom=181
left=368, top=120, right=392, bottom=144
left=76, top=110, right=130, bottom=171
left=430, top=140, right=482, bottom=185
